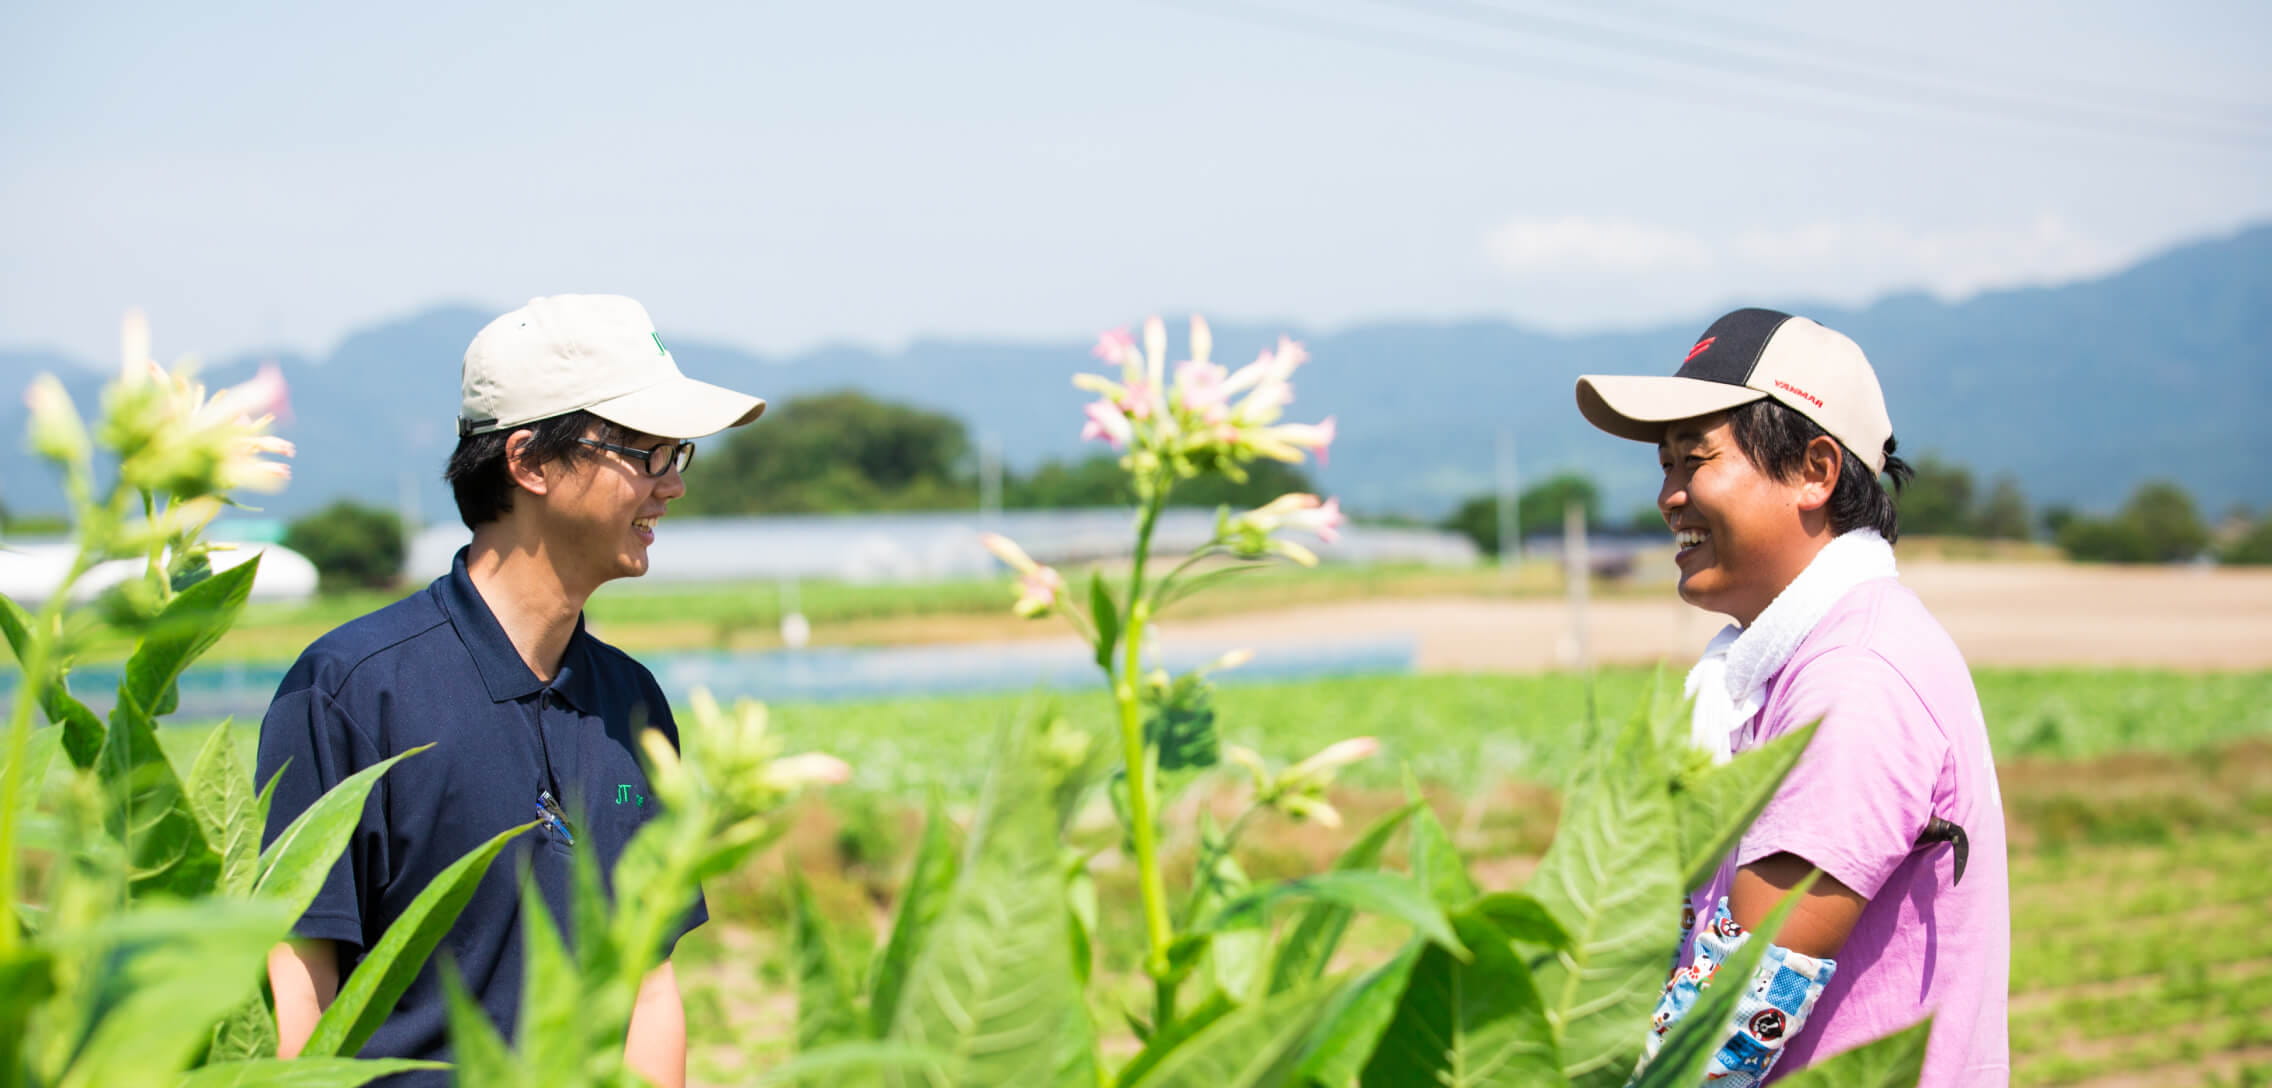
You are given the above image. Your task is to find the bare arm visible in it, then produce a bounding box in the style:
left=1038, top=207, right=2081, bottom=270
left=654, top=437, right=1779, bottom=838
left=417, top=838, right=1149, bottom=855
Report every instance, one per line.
left=1729, top=852, right=1868, bottom=958
left=268, top=939, right=340, bottom=1058
left=625, top=961, right=686, bottom=1088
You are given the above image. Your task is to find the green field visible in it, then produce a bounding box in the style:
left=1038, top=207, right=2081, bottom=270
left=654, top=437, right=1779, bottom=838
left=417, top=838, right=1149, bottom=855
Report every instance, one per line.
left=146, top=667, right=2272, bottom=1085
left=753, top=666, right=2272, bottom=795
left=113, top=560, right=1587, bottom=663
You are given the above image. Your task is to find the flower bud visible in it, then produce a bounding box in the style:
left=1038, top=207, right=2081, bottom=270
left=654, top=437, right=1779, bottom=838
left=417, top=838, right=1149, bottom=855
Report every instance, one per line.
left=1280, top=735, right=1381, bottom=792
left=25, top=375, right=90, bottom=466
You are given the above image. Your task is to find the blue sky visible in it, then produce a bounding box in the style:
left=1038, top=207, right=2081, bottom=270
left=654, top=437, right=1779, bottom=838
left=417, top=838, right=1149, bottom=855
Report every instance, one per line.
left=4, top=0, right=2268, bottom=365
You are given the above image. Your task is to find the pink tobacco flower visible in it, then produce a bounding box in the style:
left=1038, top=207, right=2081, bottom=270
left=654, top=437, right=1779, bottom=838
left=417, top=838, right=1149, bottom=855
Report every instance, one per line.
left=1246, top=492, right=1344, bottom=543
left=1120, top=378, right=1157, bottom=421
left=212, top=361, right=291, bottom=425
left=1282, top=735, right=1381, bottom=792
left=1093, top=327, right=1136, bottom=365
left=1174, top=359, right=1230, bottom=421
left=981, top=532, right=1065, bottom=618
left=1263, top=417, right=1336, bottom=467
left=1142, top=316, right=1167, bottom=393
left=1081, top=400, right=1134, bottom=449
left=1013, top=565, right=1065, bottom=618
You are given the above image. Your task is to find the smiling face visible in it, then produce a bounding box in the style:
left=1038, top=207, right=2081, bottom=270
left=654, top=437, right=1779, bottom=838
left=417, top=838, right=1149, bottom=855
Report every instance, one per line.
left=1656, top=412, right=1830, bottom=625
left=531, top=423, right=686, bottom=594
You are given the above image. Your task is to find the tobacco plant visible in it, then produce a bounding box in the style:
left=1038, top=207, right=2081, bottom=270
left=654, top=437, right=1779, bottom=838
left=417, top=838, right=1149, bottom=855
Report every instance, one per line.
left=0, top=317, right=475, bottom=1086
left=767, top=318, right=1933, bottom=1087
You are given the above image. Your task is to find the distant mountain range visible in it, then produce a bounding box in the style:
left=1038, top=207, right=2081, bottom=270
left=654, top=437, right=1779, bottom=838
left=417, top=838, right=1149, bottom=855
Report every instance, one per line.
left=6, top=222, right=2268, bottom=525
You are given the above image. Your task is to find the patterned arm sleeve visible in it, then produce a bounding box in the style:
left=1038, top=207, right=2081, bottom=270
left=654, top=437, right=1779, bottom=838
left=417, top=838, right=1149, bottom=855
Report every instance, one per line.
left=1633, top=899, right=1836, bottom=1087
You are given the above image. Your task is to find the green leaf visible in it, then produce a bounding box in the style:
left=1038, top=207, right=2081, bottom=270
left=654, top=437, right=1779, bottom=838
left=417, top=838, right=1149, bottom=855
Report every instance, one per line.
left=869, top=790, right=960, bottom=1038
left=1404, top=777, right=1477, bottom=909
left=1155, top=563, right=1268, bottom=614
left=1210, top=871, right=1465, bottom=960
left=884, top=714, right=1093, bottom=1087
left=119, top=557, right=260, bottom=722
left=1471, top=892, right=1573, bottom=955
left=1066, top=853, right=1098, bottom=988
left=1202, top=843, right=1264, bottom=1003
left=1358, top=910, right=1558, bottom=1088
left=791, top=870, right=863, bottom=1054
left=172, top=1057, right=448, bottom=1088
left=1672, top=723, right=1818, bottom=891
left=203, top=991, right=280, bottom=1066
left=511, top=882, right=588, bottom=1085
left=299, top=820, right=535, bottom=1059
left=0, top=591, right=105, bottom=764
left=0, top=589, right=34, bottom=664
left=1090, top=570, right=1120, bottom=668
left=0, top=947, right=56, bottom=1084
left=1291, top=941, right=1422, bottom=1087
left=753, top=1042, right=954, bottom=1087
left=99, top=695, right=219, bottom=899
left=56, top=899, right=296, bottom=1088
left=440, top=961, right=521, bottom=1087
left=1265, top=800, right=1420, bottom=995
left=1631, top=873, right=1815, bottom=1088
left=565, top=835, right=618, bottom=986
left=1115, top=991, right=1237, bottom=1088
left=48, top=685, right=106, bottom=770
left=1526, top=717, right=1684, bottom=1088
left=1771, top=1018, right=1932, bottom=1087
left=1121, top=972, right=1350, bottom=1088
left=253, top=747, right=426, bottom=918
left=186, top=721, right=261, bottom=897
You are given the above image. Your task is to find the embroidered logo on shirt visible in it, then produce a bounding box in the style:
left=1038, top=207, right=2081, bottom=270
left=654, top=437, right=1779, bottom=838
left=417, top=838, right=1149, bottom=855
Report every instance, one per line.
left=614, top=783, right=646, bottom=806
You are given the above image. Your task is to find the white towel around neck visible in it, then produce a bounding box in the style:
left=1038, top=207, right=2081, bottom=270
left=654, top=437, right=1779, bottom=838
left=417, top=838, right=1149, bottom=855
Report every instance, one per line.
left=1682, top=529, right=1899, bottom=764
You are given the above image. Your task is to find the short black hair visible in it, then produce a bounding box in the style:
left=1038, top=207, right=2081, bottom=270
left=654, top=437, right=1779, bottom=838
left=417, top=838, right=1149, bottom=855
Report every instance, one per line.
left=444, top=411, right=609, bottom=530
left=1725, top=399, right=1915, bottom=543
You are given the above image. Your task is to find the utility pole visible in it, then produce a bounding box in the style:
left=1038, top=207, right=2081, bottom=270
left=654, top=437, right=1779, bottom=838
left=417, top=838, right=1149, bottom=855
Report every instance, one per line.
left=396, top=471, right=422, bottom=582
left=1564, top=499, right=1591, bottom=673
left=978, top=433, right=1002, bottom=526
left=1495, top=426, right=1521, bottom=574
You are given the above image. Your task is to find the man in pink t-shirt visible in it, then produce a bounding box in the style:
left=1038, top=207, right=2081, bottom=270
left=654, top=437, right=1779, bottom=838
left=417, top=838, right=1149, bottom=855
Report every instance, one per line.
left=1575, top=308, right=2010, bottom=1085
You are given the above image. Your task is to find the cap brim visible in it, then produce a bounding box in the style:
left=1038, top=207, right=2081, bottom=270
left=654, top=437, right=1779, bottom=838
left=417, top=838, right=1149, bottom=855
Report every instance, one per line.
left=584, top=376, right=767, bottom=439
left=1574, top=375, right=1766, bottom=444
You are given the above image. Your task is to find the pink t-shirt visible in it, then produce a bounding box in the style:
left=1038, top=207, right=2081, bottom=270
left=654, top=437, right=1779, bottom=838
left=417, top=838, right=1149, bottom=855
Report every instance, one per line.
left=1686, top=579, right=2011, bottom=1086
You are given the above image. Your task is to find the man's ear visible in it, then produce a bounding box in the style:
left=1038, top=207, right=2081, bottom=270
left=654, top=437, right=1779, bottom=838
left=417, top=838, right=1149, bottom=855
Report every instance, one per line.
left=504, top=429, right=551, bottom=497
left=1794, top=434, right=1842, bottom=512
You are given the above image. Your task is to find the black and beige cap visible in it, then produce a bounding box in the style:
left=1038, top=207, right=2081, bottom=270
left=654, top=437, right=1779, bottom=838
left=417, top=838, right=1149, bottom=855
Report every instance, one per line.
left=1574, top=307, right=1893, bottom=472
left=458, top=294, right=766, bottom=440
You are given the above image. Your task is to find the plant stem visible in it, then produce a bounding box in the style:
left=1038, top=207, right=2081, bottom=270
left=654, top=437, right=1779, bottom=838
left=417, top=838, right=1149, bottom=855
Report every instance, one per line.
left=1178, top=802, right=1265, bottom=930
left=0, top=541, right=97, bottom=957
left=1116, top=484, right=1174, bottom=981
left=141, top=490, right=163, bottom=592
left=1145, top=544, right=1224, bottom=613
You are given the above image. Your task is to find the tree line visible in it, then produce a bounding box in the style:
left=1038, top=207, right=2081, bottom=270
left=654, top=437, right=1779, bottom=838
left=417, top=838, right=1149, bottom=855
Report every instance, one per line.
left=1438, top=454, right=2272, bottom=566
left=269, top=390, right=2272, bottom=591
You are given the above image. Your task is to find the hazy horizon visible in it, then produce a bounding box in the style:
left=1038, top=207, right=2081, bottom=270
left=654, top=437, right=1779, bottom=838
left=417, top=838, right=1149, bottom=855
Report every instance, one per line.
left=6, top=0, right=2269, bottom=368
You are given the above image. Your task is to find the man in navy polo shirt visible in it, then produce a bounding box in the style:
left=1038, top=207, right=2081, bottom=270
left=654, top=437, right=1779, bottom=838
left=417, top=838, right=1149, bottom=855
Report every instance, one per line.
left=258, top=295, right=766, bottom=1087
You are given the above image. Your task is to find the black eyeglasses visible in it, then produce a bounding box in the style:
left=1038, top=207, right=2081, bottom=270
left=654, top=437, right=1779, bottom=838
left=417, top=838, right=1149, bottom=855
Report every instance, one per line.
left=577, top=437, right=695, bottom=477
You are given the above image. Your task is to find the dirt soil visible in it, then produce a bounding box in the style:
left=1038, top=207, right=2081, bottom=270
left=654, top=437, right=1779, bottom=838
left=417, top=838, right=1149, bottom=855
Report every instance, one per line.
left=1150, top=560, right=2272, bottom=672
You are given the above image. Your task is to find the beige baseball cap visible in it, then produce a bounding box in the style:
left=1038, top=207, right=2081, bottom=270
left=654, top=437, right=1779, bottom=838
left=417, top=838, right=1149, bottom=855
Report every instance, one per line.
left=1574, top=307, right=1893, bottom=472
left=458, top=294, right=766, bottom=440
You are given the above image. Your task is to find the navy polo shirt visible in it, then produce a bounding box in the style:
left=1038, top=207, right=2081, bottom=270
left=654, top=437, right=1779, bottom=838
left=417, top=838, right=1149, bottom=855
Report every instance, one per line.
left=256, top=548, right=706, bottom=1080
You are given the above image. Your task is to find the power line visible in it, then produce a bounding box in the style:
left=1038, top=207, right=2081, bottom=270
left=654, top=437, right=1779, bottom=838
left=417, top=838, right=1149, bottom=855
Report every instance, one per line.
left=1362, top=0, right=2271, bottom=148
left=1518, top=0, right=2272, bottom=127
left=1133, top=0, right=2272, bottom=156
